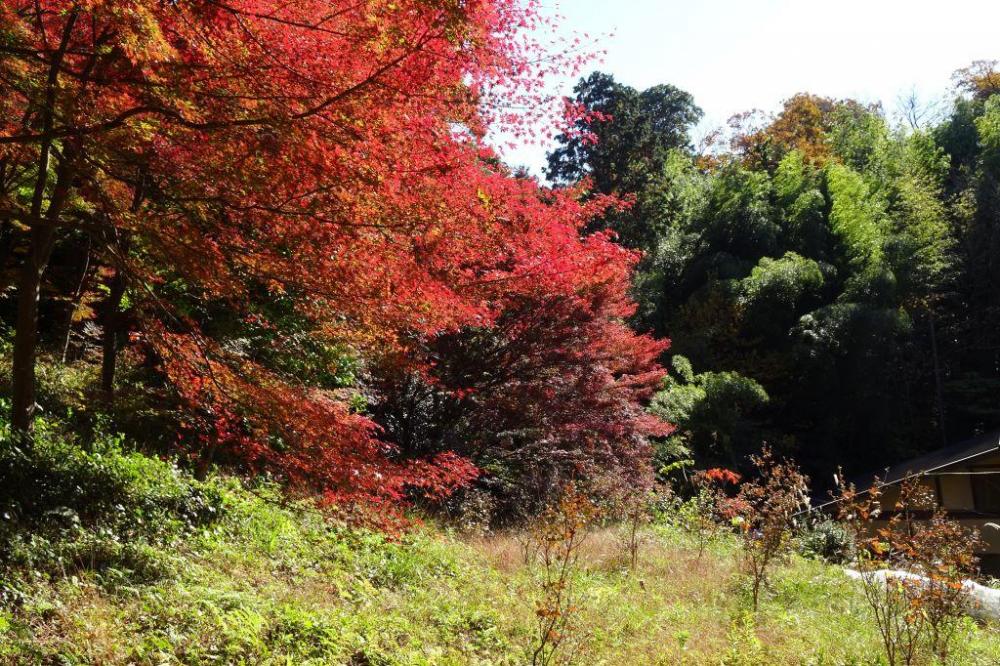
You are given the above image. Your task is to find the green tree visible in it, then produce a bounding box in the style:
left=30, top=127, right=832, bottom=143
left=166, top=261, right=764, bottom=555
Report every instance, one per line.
left=649, top=355, right=769, bottom=467
left=546, top=72, right=702, bottom=249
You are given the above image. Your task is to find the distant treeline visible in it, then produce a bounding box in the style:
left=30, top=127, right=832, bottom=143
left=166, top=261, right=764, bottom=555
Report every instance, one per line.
left=549, top=65, right=1000, bottom=484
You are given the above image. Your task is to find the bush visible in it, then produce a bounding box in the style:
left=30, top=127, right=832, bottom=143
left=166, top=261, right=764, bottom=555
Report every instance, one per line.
left=799, top=519, right=854, bottom=563
left=0, top=425, right=221, bottom=532
left=733, top=447, right=810, bottom=610
left=0, top=417, right=223, bottom=577
left=836, top=474, right=982, bottom=665
left=528, top=484, right=601, bottom=665
left=677, top=467, right=742, bottom=560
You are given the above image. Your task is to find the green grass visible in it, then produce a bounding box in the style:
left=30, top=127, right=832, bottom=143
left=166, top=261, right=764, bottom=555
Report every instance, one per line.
left=0, top=439, right=999, bottom=664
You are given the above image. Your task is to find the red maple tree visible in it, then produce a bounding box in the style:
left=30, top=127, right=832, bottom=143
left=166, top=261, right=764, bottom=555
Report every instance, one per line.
left=0, top=1, right=667, bottom=516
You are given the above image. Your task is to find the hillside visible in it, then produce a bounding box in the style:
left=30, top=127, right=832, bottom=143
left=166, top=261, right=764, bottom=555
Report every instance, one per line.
left=1, top=437, right=998, bottom=665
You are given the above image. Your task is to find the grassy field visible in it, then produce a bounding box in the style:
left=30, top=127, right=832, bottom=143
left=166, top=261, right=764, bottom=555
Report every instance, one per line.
left=1, top=439, right=999, bottom=664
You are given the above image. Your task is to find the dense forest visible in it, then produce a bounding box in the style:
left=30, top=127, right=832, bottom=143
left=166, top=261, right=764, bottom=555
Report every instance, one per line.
left=548, top=66, right=1000, bottom=488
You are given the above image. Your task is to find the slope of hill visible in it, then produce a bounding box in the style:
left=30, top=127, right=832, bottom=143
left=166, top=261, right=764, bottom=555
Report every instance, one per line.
left=1, top=435, right=999, bottom=665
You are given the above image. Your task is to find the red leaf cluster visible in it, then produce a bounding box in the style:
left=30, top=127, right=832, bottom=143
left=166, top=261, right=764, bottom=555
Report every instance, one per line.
left=699, top=467, right=742, bottom=486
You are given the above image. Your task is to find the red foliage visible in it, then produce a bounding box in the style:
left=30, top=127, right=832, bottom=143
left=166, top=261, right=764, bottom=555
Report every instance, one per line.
left=0, top=1, right=664, bottom=517
left=691, top=467, right=745, bottom=521
left=700, top=468, right=742, bottom=486
left=368, top=196, right=671, bottom=511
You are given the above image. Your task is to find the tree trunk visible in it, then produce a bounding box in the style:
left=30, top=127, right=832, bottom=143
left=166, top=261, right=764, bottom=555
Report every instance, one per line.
left=100, top=270, right=126, bottom=399
left=9, top=10, right=78, bottom=436
left=928, top=311, right=947, bottom=448
left=11, top=224, right=57, bottom=433
left=10, top=157, right=76, bottom=436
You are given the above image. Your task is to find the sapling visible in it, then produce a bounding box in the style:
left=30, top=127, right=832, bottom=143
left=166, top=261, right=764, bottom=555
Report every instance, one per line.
left=528, top=484, right=601, bottom=666
left=733, top=446, right=809, bottom=610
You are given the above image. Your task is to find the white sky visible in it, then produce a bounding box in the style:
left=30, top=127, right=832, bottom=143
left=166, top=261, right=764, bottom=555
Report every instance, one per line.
left=496, top=0, right=1000, bottom=176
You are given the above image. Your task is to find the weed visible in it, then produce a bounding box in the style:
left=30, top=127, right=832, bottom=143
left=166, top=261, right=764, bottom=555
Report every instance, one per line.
left=528, top=484, right=600, bottom=665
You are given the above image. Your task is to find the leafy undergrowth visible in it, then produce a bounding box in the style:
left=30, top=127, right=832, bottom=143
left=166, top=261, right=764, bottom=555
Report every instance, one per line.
left=1, top=443, right=999, bottom=664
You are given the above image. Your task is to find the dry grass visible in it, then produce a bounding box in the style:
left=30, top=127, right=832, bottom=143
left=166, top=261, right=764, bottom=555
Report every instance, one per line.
left=5, top=484, right=1000, bottom=665
left=462, top=524, right=1000, bottom=665
left=463, top=526, right=743, bottom=663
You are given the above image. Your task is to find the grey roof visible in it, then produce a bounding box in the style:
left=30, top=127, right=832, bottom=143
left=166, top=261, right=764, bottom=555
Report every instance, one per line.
left=806, top=429, right=1000, bottom=515
left=859, top=429, right=1000, bottom=487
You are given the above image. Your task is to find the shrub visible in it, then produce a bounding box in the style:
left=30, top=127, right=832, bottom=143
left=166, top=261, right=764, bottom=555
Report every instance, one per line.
left=835, top=473, right=981, bottom=665
left=527, top=484, right=601, bottom=666
left=722, top=611, right=767, bottom=666
left=620, top=488, right=656, bottom=569
left=912, top=510, right=979, bottom=663
left=0, top=424, right=221, bottom=532
left=436, top=486, right=498, bottom=534
left=0, top=418, right=223, bottom=577
left=680, top=467, right=742, bottom=560
left=799, top=519, right=854, bottom=563
left=733, top=447, right=809, bottom=610
left=602, top=482, right=659, bottom=569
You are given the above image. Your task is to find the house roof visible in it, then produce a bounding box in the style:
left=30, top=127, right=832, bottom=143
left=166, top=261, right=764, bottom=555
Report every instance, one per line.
left=861, top=429, right=1000, bottom=487
left=806, top=428, right=1000, bottom=515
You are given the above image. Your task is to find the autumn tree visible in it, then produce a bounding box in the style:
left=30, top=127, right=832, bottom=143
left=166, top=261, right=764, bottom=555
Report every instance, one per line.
left=369, top=181, right=670, bottom=517
left=546, top=71, right=702, bottom=250
left=0, top=1, right=671, bottom=516
left=730, top=94, right=879, bottom=171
